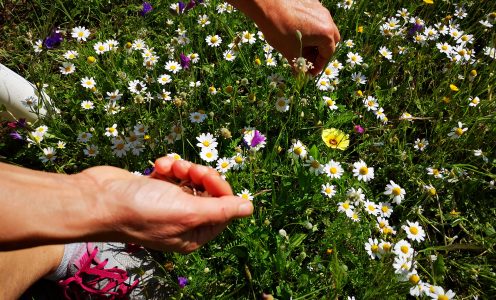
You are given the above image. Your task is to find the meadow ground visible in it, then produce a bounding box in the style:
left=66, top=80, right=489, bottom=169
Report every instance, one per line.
left=1, top=0, right=496, bottom=299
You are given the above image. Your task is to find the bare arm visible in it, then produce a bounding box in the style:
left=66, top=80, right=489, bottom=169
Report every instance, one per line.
left=0, top=158, right=253, bottom=253
left=227, top=0, right=340, bottom=75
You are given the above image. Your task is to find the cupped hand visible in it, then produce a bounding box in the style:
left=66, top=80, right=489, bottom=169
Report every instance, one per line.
left=81, top=157, right=253, bottom=253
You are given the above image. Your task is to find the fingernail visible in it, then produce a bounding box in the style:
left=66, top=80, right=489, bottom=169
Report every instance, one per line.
left=238, top=202, right=253, bottom=216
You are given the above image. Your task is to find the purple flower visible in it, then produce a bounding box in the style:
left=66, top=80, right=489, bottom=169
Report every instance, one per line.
left=43, top=30, right=63, bottom=49
left=178, top=276, right=188, bottom=288
left=180, top=53, right=191, bottom=69
left=250, top=130, right=266, bottom=148
left=185, top=0, right=196, bottom=11
left=9, top=131, right=23, bottom=140
left=178, top=1, right=186, bottom=13
left=354, top=125, right=365, bottom=134
left=16, top=118, right=27, bottom=128
left=408, top=24, right=424, bottom=36
left=143, top=167, right=154, bottom=176
left=140, top=2, right=153, bottom=16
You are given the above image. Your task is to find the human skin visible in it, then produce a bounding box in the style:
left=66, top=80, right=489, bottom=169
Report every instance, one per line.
left=0, top=157, right=253, bottom=253
left=228, top=0, right=341, bottom=76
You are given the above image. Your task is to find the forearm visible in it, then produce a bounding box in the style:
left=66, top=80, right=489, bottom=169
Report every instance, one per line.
left=0, top=162, right=111, bottom=250
left=227, top=0, right=272, bottom=29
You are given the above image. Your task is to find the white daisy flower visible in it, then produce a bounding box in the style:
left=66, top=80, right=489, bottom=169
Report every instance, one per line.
left=384, top=180, right=406, bottom=205
left=237, top=189, right=254, bottom=201
left=352, top=160, right=374, bottom=182
left=71, top=26, right=90, bottom=41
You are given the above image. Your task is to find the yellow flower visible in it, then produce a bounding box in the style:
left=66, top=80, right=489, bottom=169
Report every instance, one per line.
left=322, top=128, right=350, bottom=150
left=87, top=56, right=96, bottom=64
left=423, top=0, right=433, bottom=4
left=357, top=26, right=364, bottom=33
left=449, top=84, right=459, bottom=92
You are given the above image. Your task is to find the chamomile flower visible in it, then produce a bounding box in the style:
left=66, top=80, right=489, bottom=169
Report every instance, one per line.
left=128, top=79, right=147, bottom=94
left=206, top=34, right=222, bottom=47
left=346, top=52, right=363, bottom=66
left=394, top=239, right=414, bottom=258
left=158, top=74, right=172, bottom=85
left=352, top=160, right=374, bottom=182
left=316, top=77, right=331, bottom=91
left=231, top=153, right=246, bottom=170
left=337, top=200, right=354, bottom=214
left=131, top=39, right=146, bottom=50
left=402, top=221, right=426, bottom=242
left=83, top=144, right=99, bottom=157
left=393, top=255, right=414, bottom=275
left=77, top=132, right=92, bottom=143
left=59, top=62, right=76, bottom=75
left=468, top=96, right=480, bottom=107
left=189, top=111, right=207, bottom=123
left=196, top=133, right=218, bottom=149
left=56, top=141, right=66, bottom=149
left=323, top=160, right=344, bottom=179
left=364, top=238, right=381, bottom=259
left=414, top=138, right=428, bottom=151
left=198, top=14, right=210, bottom=27
left=431, top=287, right=455, bottom=300
left=379, top=240, right=393, bottom=255
left=364, top=200, right=379, bottom=216
left=216, top=157, right=232, bottom=173
left=237, top=189, right=254, bottom=201
left=304, top=156, right=323, bottom=175
left=208, top=86, right=217, bottom=95
left=288, top=140, right=307, bottom=159
left=363, top=96, right=379, bottom=111
left=189, top=53, right=200, bottom=63
left=351, top=72, right=367, bottom=85
left=33, top=39, right=43, bottom=53
left=378, top=46, right=393, bottom=60
left=323, top=96, right=338, bottom=110
left=71, top=26, right=90, bottom=41
left=321, top=183, right=336, bottom=199
left=427, top=167, right=444, bottom=178
left=106, top=90, right=122, bottom=101
left=167, top=153, right=182, bottom=160
left=241, top=31, right=256, bottom=44
left=81, top=77, right=96, bottom=89
left=275, top=97, right=290, bottom=112
left=40, top=147, right=56, bottom=163
left=378, top=202, right=393, bottom=218
left=347, top=210, right=360, bottom=222
left=347, top=187, right=365, bottom=205
left=200, top=147, right=218, bottom=162
left=105, top=124, right=119, bottom=137
left=81, top=100, right=94, bottom=110
left=265, top=53, right=277, bottom=66
left=344, top=39, right=354, bottom=48
left=63, top=50, right=78, bottom=60
left=111, top=138, right=129, bottom=157
left=448, top=121, right=467, bottom=139
left=384, top=180, right=406, bottom=205
left=223, top=50, right=236, bottom=61
left=94, top=42, right=109, bottom=54
left=165, top=60, right=182, bottom=74
left=105, top=39, right=119, bottom=50
left=376, top=216, right=390, bottom=231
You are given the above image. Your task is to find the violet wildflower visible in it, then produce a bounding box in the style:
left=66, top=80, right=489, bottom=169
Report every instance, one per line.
left=16, top=118, right=27, bottom=128
left=143, top=167, right=154, bottom=175
left=185, top=0, right=196, bottom=11
left=9, top=131, right=23, bottom=140
left=140, top=2, right=153, bottom=16
left=180, top=53, right=191, bottom=69
left=354, top=125, right=365, bottom=134
left=243, top=128, right=266, bottom=150
left=178, top=276, right=188, bottom=288
left=178, top=1, right=186, bottom=13
left=44, top=30, right=63, bottom=49
left=408, top=24, right=423, bottom=36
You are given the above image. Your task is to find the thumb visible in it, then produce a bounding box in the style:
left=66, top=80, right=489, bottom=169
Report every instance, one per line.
left=188, top=195, right=254, bottom=225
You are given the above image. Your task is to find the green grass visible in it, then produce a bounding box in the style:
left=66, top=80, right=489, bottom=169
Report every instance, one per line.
left=1, top=0, right=496, bottom=299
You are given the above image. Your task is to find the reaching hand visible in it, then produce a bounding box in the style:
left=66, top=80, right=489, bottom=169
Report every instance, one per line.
left=80, top=157, right=253, bottom=253
left=230, top=0, right=340, bottom=76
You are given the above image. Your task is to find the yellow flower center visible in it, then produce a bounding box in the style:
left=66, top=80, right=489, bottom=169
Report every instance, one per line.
left=367, top=205, right=375, bottom=211
left=221, top=162, right=229, bottom=168
left=99, top=45, right=105, bottom=51
left=359, top=166, right=368, bottom=175
left=342, top=202, right=350, bottom=210
left=409, top=227, right=419, bottom=235
left=455, top=128, right=464, bottom=136
left=202, top=141, right=210, bottom=147
left=326, top=99, right=334, bottom=106
left=325, top=68, right=331, bottom=75
left=234, top=156, right=243, bottom=164
left=379, top=221, right=386, bottom=228
left=294, top=147, right=303, bottom=155
left=432, top=169, right=440, bottom=176
left=206, top=152, right=213, bottom=158
left=409, top=274, right=420, bottom=285
left=429, top=188, right=437, bottom=196
left=311, top=161, right=320, bottom=168
left=78, top=32, right=84, bottom=37
left=381, top=206, right=389, bottom=213
left=325, top=188, right=331, bottom=194
left=371, top=245, right=379, bottom=253
left=86, top=81, right=93, bottom=86
left=210, top=37, right=218, bottom=43
left=400, top=245, right=409, bottom=254
left=330, top=167, right=337, bottom=174
left=382, top=243, right=391, bottom=252
left=392, top=187, right=402, bottom=196
left=441, top=45, right=448, bottom=50
left=438, top=296, right=448, bottom=300
left=241, top=194, right=249, bottom=200
left=65, top=66, right=72, bottom=72
left=351, top=56, right=357, bottom=62
left=109, top=128, right=115, bottom=133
